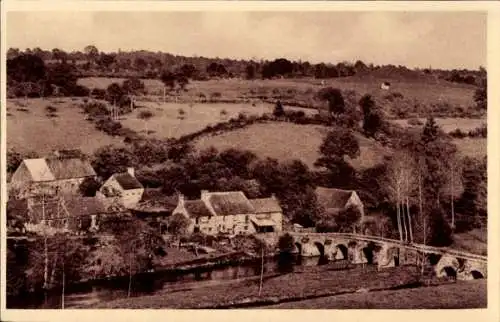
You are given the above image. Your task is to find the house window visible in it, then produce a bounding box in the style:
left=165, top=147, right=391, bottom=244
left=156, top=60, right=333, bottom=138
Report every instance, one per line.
left=195, top=217, right=200, bottom=225
left=245, top=215, right=249, bottom=223
left=244, top=225, right=248, bottom=231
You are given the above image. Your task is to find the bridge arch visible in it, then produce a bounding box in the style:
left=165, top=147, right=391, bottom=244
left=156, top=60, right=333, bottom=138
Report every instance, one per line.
left=441, top=266, right=457, bottom=280
left=335, top=244, right=348, bottom=260
left=294, top=242, right=302, bottom=255
left=362, top=242, right=379, bottom=265
left=314, top=242, right=325, bottom=257
left=471, top=270, right=485, bottom=279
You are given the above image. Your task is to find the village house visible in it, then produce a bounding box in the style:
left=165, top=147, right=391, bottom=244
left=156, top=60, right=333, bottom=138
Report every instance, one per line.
left=9, top=156, right=97, bottom=198
left=18, top=194, right=109, bottom=234
left=314, top=187, right=365, bottom=220
left=97, top=167, right=144, bottom=209
left=172, top=190, right=283, bottom=236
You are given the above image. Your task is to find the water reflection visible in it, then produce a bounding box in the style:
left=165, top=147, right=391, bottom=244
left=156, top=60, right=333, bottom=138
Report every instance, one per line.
left=8, top=255, right=334, bottom=309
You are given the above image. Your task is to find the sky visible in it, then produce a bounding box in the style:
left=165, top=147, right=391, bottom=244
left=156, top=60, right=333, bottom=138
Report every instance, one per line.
left=6, top=11, right=487, bottom=69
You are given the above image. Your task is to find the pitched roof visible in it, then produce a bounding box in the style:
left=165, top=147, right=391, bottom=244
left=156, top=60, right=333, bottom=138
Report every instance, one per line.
left=184, top=200, right=213, bottom=218
left=249, top=197, right=282, bottom=213
left=24, top=158, right=55, bottom=182
left=113, top=172, right=143, bottom=190
left=63, top=197, right=106, bottom=217
left=206, top=191, right=255, bottom=216
left=315, top=187, right=355, bottom=211
left=45, top=158, right=96, bottom=180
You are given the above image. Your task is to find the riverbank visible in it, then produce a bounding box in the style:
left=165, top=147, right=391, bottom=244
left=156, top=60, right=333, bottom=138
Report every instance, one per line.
left=260, top=279, right=487, bottom=309
left=84, top=265, right=427, bottom=309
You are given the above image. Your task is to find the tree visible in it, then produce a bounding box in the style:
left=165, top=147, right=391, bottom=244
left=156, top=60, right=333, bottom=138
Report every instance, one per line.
left=160, top=70, right=177, bottom=91
left=474, top=77, right=487, bottom=110
left=317, top=87, right=345, bottom=115
left=273, top=100, right=285, bottom=117
left=383, top=151, right=417, bottom=242
left=98, top=53, right=116, bottom=70
left=245, top=64, right=256, bottom=80
left=315, top=128, right=360, bottom=186
left=360, top=94, right=384, bottom=137
left=177, top=75, right=189, bottom=91
left=84, top=45, right=99, bottom=65
left=79, top=177, right=101, bottom=197
left=457, top=156, right=487, bottom=225
left=51, top=48, right=68, bottom=63
left=137, top=110, right=154, bottom=135
left=179, top=64, right=197, bottom=78
left=106, top=83, right=126, bottom=106
left=277, top=233, right=295, bottom=274
left=91, top=145, right=137, bottom=179
left=168, top=213, right=191, bottom=247
left=421, top=117, right=440, bottom=143
left=335, top=206, right=362, bottom=233
left=427, top=206, right=453, bottom=247
left=261, top=58, right=294, bottom=79
left=7, top=54, right=47, bottom=85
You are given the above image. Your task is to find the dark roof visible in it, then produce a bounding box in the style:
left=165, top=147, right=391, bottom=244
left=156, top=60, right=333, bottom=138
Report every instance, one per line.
left=113, top=172, right=143, bottom=190
left=45, top=158, right=96, bottom=180
left=138, top=189, right=178, bottom=210
left=29, top=198, right=69, bottom=219
left=250, top=197, right=282, bottom=213
left=63, top=197, right=106, bottom=217
left=207, top=192, right=255, bottom=216
left=315, top=187, right=354, bottom=211
left=184, top=200, right=212, bottom=218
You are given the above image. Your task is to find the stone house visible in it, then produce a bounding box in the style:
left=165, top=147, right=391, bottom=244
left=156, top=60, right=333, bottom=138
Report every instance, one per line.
left=21, top=195, right=108, bottom=234
left=314, top=187, right=365, bottom=220
left=97, top=167, right=144, bottom=209
left=9, top=157, right=97, bottom=198
left=172, top=190, right=283, bottom=236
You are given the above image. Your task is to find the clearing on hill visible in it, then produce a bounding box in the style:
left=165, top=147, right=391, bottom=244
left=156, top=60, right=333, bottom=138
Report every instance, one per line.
left=7, top=98, right=124, bottom=156
left=194, top=122, right=392, bottom=170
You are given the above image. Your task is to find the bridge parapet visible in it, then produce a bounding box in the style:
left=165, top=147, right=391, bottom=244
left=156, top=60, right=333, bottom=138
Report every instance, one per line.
left=287, top=232, right=487, bottom=280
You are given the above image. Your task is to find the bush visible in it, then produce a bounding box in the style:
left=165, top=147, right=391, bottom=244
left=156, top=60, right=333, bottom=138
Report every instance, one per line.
left=138, top=110, right=154, bottom=120
left=82, top=101, right=109, bottom=119
left=407, top=118, right=423, bottom=126
left=468, top=124, right=487, bottom=138
left=45, top=105, right=58, bottom=113
left=449, top=128, right=467, bottom=138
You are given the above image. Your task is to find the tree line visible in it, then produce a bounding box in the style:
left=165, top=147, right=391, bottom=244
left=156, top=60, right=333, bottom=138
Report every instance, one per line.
left=8, top=46, right=486, bottom=85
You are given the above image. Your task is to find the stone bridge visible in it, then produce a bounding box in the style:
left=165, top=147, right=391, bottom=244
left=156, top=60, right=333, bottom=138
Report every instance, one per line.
left=289, top=232, right=487, bottom=281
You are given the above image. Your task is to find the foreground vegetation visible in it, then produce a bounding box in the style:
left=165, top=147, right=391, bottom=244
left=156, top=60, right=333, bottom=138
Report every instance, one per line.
left=84, top=265, right=422, bottom=309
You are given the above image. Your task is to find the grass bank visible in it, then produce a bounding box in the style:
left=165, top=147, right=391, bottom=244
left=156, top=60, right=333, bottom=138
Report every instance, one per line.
left=86, top=265, right=423, bottom=309
left=261, top=279, right=487, bottom=309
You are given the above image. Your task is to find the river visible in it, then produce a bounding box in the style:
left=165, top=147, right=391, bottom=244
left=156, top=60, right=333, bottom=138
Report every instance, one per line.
left=8, top=255, right=334, bottom=309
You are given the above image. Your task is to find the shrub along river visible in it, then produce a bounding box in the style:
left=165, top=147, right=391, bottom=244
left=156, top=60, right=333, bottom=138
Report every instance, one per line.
left=8, top=255, right=334, bottom=309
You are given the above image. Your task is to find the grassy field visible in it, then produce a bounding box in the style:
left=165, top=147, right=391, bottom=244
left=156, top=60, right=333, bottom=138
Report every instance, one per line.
left=87, top=265, right=422, bottom=309
left=453, top=138, right=487, bottom=158
left=194, top=122, right=392, bottom=170
left=78, top=76, right=476, bottom=110
left=121, top=101, right=317, bottom=139
left=391, top=117, right=486, bottom=133
left=262, top=279, right=486, bottom=309
left=6, top=98, right=124, bottom=155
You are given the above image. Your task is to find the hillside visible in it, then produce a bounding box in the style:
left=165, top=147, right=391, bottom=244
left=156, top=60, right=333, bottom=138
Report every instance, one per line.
left=194, top=122, right=392, bottom=171
left=6, top=98, right=124, bottom=155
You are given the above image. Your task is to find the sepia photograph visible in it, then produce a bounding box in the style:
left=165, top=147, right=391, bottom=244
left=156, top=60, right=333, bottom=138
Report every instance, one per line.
left=1, top=3, right=496, bottom=316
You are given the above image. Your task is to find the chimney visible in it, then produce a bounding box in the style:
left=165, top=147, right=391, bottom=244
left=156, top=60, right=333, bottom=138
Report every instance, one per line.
left=178, top=192, right=185, bottom=206
left=200, top=190, right=210, bottom=202
left=127, top=167, right=135, bottom=177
